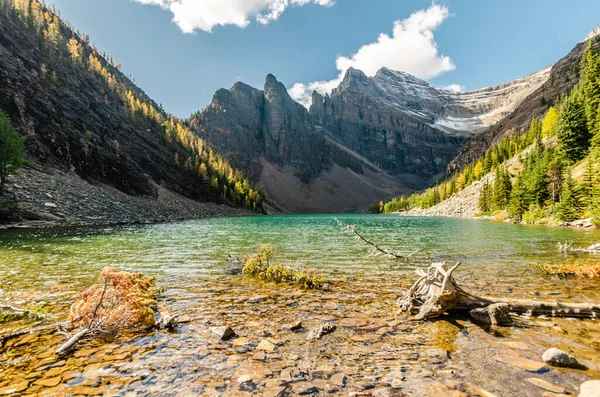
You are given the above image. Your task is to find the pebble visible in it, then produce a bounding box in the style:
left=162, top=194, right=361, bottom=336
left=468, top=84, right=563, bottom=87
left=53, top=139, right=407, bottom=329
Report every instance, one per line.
left=256, top=339, right=277, bottom=352
left=210, top=326, right=236, bottom=341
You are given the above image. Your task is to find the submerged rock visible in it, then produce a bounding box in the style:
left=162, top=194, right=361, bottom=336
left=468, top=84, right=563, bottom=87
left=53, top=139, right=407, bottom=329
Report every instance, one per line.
left=542, top=348, right=578, bottom=368
left=525, top=378, right=568, bottom=394
left=210, top=326, right=236, bottom=341
left=579, top=380, right=600, bottom=397
left=306, top=323, right=336, bottom=341
left=494, top=354, right=548, bottom=373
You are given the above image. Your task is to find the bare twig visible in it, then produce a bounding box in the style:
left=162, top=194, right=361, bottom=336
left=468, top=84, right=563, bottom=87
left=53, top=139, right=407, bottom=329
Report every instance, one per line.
left=556, top=241, right=573, bottom=253
left=56, top=277, right=109, bottom=356
left=333, top=217, right=418, bottom=260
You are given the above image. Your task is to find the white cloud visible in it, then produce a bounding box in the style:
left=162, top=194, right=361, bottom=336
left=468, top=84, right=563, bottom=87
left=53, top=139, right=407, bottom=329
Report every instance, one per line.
left=439, top=84, right=465, bottom=93
left=289, top=4, right=455, bottom=107
left=133, top=0, right=334, bottom=33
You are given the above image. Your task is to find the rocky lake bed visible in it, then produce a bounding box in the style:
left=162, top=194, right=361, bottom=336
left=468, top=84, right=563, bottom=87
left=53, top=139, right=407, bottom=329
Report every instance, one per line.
left=1, top=215, right=599, bottom=396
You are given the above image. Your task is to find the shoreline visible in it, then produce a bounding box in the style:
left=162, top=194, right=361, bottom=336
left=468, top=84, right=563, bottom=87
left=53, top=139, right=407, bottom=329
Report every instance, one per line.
left=393, top=210, right=598, bottom=230
left=0, top=166, right=255, bottom=231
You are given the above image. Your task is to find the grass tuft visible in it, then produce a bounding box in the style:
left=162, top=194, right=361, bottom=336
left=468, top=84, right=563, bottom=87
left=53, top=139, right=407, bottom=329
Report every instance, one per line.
left=242, top=244, right=324, bottom=289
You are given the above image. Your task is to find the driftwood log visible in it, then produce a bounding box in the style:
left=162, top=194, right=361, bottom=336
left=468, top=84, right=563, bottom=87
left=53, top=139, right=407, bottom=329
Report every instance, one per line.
left=333, top=218, right=418, bottom=260
left=397, top=262, right=600, bottom=325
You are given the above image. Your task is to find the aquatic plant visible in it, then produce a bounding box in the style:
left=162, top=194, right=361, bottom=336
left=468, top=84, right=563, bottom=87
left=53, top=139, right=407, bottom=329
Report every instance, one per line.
left=242, top=244, right=324, bottom=289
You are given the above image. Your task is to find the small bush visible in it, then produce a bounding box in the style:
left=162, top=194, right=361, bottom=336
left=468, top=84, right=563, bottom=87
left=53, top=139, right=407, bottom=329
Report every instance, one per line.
left=534, top=261, right=600, bottom=278
left=493, top=210, right=509, bottom=221
left=522, top=205, right=545, bottom=224
left=242, top=244, right=324, bottom=289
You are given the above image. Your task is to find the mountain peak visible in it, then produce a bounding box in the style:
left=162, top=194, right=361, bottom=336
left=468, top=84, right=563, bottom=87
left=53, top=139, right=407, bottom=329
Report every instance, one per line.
left=343, top=67, right=368, bottom=81
left=583, top=24, right=600, bottom=42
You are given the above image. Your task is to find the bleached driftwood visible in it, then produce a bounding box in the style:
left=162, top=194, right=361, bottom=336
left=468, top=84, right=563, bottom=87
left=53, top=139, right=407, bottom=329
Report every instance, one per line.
left=333, top=218, right=418, bottom=260
left=397, top=262, right=600, bottom=325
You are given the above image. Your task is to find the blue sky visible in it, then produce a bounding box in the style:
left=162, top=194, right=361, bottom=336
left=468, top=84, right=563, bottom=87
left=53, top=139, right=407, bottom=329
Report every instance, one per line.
left=48, top=0, right=600, bottom=117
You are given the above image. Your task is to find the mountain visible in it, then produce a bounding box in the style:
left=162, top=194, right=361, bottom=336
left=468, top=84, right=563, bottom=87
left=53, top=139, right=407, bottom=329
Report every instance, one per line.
left=0, top=0, right=261, bottom=225
left=192, top=63, right=550, bottom=213
left=449, top=28, right=600, bottom=171
left=191, top=75, right=412, bottom=213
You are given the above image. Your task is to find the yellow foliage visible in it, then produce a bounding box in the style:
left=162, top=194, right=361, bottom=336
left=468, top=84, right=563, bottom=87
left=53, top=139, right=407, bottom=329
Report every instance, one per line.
left=456, top=174, right=466, bottom=191
left=67, top=37, right=82, bottom=62
left=473, top=160, right=484, bottom=179
left=542, top=106, right=559, bottom=137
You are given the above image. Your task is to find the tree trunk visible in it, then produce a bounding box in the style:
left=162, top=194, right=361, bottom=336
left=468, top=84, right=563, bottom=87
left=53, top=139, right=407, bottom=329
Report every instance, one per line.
left=397, top=262, right=600, bottom=325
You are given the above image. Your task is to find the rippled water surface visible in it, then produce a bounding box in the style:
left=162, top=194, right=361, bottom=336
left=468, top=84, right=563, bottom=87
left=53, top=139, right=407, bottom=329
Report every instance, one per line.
left=0, top=215, right=599, bottom=396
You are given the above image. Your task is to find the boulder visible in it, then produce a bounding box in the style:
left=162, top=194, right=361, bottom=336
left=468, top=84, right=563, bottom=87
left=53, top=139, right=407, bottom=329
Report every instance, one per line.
left=579, top=380, right=600, bottom=397
left=542, top=348, right=578, bottom=368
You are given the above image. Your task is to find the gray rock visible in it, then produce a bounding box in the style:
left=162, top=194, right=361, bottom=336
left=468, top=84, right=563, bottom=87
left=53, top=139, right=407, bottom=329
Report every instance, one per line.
left=580, top=380, right=600, bottom=397
left=330, top=373, right=347, bottom=387
left=542, top=347, right=578, bottom=367
left=210, top=326, right=236, bottom=341
left=306, top=323, right=336, bottom=341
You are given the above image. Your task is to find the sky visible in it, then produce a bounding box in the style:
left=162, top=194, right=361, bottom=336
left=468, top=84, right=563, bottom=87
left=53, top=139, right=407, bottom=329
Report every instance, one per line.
left=47, top=0, right=600, bottom=117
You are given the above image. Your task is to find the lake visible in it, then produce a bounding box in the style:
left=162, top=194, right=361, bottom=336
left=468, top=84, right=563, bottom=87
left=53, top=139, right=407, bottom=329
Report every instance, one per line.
left=0, top=215, right=599, bottom=396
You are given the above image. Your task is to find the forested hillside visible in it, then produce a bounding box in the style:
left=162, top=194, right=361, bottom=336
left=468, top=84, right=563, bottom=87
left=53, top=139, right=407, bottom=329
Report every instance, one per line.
left=381, top=38, right=600, bottom=226
left=0, top=0, right=262, bottom=224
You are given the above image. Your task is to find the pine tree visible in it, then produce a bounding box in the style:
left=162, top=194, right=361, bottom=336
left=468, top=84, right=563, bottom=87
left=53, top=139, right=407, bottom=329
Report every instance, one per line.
left=492, top=167, right=512, bottom=210
left=557, top=93, right=591, bottom=163
left=556, top=172, right=582, bottom=222
left=478, top=182, right=493, bottom=213
left=508, top=174, right=528, bottom=222
left=580, top=41, right=600, bottom=133
left=546, top=159, right=563, bottom=205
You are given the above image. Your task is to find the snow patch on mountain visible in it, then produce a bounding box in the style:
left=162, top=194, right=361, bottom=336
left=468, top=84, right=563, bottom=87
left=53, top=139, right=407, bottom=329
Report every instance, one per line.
left=329, top=64, right=552, bottom=136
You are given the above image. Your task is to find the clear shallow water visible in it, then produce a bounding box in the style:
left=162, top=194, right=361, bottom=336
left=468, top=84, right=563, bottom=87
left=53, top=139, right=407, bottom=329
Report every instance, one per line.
left=0, top=215, right=599, bottom=396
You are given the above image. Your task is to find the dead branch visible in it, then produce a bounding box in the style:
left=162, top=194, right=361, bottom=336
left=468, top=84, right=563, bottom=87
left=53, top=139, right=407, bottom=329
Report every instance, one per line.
left=570, top=242, right=600, bottom=253
left=56, top=267, right=159, bottom=356
left=556, top=241, right=573, bottom=253
left=557, top=241, right=600, bottom=254
left=397, top=262, right=600, bottom=325
left=333, top=218, right=418, bottom=260
left=0, top=304, right=28, bottom=313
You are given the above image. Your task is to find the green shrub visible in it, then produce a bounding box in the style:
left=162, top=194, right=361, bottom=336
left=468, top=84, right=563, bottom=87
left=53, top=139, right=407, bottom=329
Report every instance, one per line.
left=242, top=244, right=324, bottom=289
left=522, top=205, right=545, bottom=224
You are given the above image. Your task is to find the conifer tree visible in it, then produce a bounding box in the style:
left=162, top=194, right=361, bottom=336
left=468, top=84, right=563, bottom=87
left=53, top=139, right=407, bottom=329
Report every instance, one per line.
left=580, top=41, right=600, bottom=133
left=508, top=175, right=528, bottom=222
left=478, top=182, right=493, bottom=213
left=556, top=172, right=582, bottom=222
left=492, top=167, right=512, bottom=210
left=557, top=93, right=591, bottom=163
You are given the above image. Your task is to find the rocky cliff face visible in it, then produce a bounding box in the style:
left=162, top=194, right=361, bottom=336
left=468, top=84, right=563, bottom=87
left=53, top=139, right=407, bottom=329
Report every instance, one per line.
left=0, top=1, right=257, bottom=224
left=194, top=72, right=473, bottom=213
left=193, top=74, right=412, bottom=213
left=193, top=58, right=552, bottom=213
